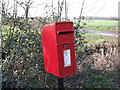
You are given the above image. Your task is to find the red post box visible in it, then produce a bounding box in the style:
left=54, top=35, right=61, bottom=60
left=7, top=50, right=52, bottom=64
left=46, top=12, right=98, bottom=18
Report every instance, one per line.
left=42, top=22, right=76, bottom=78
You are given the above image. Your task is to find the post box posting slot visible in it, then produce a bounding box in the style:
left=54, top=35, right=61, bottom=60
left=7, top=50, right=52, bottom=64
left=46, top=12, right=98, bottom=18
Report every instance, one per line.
left=57, top=30, right=74, bottom=34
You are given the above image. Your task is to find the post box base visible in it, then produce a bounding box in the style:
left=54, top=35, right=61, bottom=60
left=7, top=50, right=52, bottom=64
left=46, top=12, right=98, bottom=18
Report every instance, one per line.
left=46, top=71, right=76, bottom=78
left=58, top=71, right=76, bottom=78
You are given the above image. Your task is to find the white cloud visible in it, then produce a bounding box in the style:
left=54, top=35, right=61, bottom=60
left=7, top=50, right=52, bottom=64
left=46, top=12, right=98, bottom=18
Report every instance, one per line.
left=68, top=0, right=118, bottom=18
left=2, top=0, right=119, bottom=18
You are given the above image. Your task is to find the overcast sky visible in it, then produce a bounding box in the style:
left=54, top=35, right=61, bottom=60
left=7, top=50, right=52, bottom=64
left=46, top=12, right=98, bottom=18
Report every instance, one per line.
left=3, top=0, right=119, bottom=19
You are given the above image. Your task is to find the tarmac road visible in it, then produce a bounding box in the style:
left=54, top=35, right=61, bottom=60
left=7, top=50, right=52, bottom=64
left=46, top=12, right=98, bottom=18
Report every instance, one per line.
left=78, top=29, right=118, bottom=37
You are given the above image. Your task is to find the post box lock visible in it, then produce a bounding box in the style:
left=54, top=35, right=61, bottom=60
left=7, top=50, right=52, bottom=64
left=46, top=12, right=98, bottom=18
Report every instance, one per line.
left=64, top=44, right=68, bottom=48
left=42, top=22, right=76, bottom=78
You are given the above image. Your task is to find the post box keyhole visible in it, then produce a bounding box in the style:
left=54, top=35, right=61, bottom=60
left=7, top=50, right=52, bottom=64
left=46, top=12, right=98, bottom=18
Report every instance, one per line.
left=64, top=44, right=68, bottom=48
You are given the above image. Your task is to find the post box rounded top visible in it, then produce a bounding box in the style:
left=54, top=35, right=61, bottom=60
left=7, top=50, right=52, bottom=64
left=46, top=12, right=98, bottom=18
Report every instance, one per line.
left=43, top=21, right=73, bottom=28
left=55, top=21, right=73, bottom=24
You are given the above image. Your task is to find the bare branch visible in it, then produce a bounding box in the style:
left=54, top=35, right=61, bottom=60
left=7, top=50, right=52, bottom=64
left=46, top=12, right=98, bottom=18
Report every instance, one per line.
left=16, top=0, right=34, bottom=21
left=58, top=0, right=64, bottom=21
left=79, top=0, right=86, bottom=20
left=16, top=0, right=26, bottom=10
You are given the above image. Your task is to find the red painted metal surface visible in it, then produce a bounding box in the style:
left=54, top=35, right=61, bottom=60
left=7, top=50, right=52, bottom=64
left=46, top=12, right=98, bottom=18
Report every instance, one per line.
left=42, top=22, right=76, bottom=78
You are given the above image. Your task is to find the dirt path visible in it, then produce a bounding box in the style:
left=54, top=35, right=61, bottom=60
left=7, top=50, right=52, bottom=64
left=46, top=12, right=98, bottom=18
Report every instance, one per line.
left=79, top=29, right=118, bottom=37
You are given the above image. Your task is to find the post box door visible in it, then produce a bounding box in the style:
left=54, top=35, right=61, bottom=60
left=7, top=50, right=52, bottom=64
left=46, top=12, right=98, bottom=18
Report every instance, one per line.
left=57, top=43, right=76, bottom=77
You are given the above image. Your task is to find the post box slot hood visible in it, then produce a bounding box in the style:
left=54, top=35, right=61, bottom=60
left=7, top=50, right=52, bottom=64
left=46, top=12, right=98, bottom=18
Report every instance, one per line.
left=57, top=30, right=74, bottom=34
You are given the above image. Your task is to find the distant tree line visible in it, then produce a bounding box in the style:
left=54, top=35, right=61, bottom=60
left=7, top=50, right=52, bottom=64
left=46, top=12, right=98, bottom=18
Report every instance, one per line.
left=74, top=16, right=118, bottom=21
